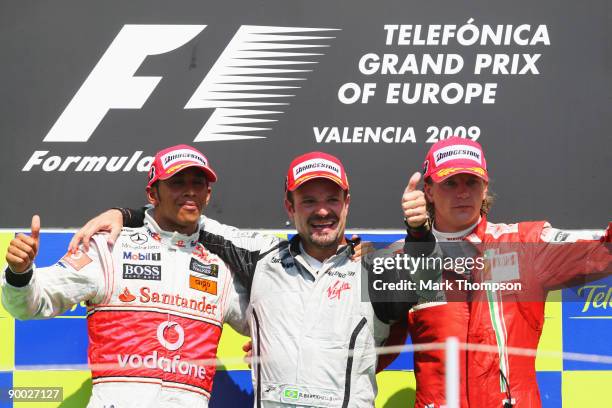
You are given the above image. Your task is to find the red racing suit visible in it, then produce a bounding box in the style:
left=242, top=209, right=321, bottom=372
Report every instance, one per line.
left=1, top=211, right=249, bottom=408
left=386, top=217, right=611, bottom=408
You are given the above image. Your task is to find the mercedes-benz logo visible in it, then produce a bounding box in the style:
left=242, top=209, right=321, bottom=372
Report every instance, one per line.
left=130, top=232, right=148, bottom=245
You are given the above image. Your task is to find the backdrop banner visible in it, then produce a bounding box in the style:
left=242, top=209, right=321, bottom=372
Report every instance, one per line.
left=1, top=0, right=610, bottom=229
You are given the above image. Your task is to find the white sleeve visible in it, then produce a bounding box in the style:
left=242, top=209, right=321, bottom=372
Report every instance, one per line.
left=1, top=236, right=109, bottom=320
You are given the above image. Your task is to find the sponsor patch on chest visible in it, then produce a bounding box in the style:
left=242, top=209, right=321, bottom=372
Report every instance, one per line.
left=189, top=258, right=219, bottom=277
left=122, top=263, right=162, bottom=281
left=484, top=251, right=520, bottom=282
left=189, top=275, right=218, bottom=295
left=326, top=279, right=351, bottom=300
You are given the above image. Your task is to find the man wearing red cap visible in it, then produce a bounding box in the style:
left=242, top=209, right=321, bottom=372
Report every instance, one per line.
left=2, top=145, right=249, bottom=408
left=68, top=150, right=430, bottom=407
left=396, top=137, right=611, bottom=407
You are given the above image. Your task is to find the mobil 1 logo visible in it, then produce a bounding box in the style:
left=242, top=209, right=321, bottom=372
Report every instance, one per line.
left=123, top=264, right=161, bottom=281
left=123, top=251, right=161, bottom=261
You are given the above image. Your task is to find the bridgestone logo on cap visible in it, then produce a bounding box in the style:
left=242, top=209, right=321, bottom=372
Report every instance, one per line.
left=293, top=159, right=341, bottom=179
left=433, top=145, right=482, bottom=166
left=161, top=149, right=207, bottom=169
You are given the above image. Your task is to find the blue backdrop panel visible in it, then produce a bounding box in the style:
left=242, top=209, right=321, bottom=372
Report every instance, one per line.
left=210, top=370, right=254, bottom=407
left=562, top=275, right=612, bottom=371
left=14, top=319, right=88, bottom=366
left=0, top=372, right=13, bottom=408
left=537, top=371, right=561, bottom=408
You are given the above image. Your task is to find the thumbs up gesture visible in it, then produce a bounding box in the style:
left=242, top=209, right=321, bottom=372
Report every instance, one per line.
left=6, top=215, right=41, bottom=273
left=401, top=172, right=428, bottom=229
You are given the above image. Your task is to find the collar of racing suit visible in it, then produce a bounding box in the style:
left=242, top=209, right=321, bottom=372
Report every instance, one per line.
left=287, top=234, right=358, bottom=278
left=287, top=234, right=358, bottom=258
left=143, top=209, right=201, bottom=248
left=433, top=217, right=481, bottom=242
left=465, top=216, right=490, bottom=243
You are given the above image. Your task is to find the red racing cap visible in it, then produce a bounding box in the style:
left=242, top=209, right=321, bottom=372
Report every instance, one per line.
left=285, top=151, right=349, bottom=192
left=423, top=137, right=488, bottom=183
left=147, top=144, right=217, bottom=190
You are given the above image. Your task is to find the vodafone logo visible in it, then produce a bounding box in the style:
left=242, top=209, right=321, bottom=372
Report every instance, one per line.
left=117, top=320, right=205, bottom=380
left=61, top=250, right=93, bottom=271
left=71, top=251, right=84, bottom=260
left=157, top=321, right=185, bottom=351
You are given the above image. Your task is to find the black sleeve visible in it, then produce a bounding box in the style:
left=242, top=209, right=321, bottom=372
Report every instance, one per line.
left=367, top=230, right=436, bottom=323
left=369, top=229, right=436, bottom=323
left=5, top=267, right=33, bottom=288
left=198, top=230, right=285, bottom=293
left=118, top=207, right=146, bottom=228
left=370, top=269, right=417, bottom=324
left=404, top=225, right=436, bottom=257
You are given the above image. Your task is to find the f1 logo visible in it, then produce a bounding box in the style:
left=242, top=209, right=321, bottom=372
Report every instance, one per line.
left=45, top=25, right=204, bottom=143
left=44, top=24, right=336, bottom=142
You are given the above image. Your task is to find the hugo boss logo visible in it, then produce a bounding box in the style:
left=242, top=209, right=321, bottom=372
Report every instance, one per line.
left=122, top=263, right=161, bottom=281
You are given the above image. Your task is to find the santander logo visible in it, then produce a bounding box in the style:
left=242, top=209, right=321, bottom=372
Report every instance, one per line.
left=118, top=287, right=136, bottom=302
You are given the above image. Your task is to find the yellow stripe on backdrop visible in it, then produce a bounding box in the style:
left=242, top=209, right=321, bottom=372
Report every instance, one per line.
left=217, top=324, right=251, bottom=371
left=13, top=370, right=91, bottom=408
left=536, top=290, right=563, bottom=372
left=561, top=371, right=612, bottom=407
left=0, top=232, right=15, bottom=371
left=375, top=371, right=416, bottom=408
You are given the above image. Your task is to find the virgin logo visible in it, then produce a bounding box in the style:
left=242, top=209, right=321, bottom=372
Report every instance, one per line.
left=327, top=280, right=351, bottom=300
left=157, top=321, right=185, bottom=351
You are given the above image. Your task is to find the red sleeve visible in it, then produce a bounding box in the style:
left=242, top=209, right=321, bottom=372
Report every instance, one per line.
left=531, top=222, right=612, bottom=290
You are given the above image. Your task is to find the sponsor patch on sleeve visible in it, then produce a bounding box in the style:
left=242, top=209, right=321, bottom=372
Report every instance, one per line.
left=61, top=250, right=93, bottom=271
left=189, top=275, right=218, bottom=295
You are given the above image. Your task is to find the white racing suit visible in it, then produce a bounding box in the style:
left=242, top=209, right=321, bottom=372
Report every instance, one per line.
left=194, top=216, right=421, bottom=408
left=2, top=211, right=249, bottom=408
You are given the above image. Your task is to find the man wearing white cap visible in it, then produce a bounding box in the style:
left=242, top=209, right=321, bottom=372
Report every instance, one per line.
left=2, top=144, right=249, bottom=408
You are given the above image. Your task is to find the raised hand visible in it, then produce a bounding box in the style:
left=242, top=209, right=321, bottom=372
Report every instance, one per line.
left=401, top=172, right=428, bottom=228
left=6, top=215, right=41, bottom=273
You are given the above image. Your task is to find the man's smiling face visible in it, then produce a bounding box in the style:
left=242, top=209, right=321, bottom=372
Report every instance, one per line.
left=285, top=178, right=350, bottom=259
